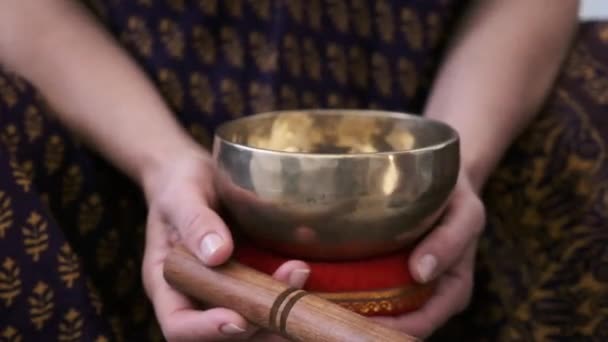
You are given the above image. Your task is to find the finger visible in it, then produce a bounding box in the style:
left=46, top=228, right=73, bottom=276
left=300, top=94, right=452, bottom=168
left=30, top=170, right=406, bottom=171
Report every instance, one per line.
left=144, top=214, right=254, bottom=341
left=159, top=306, right=252, bottom=341
left=149, top=251, right=254, bottom=341
left=162, top=190, right=233, bottom=266
left=272, top=260, right=311, bottom=288
left=409, top=182, right=485, bottom=283
left=156, top=262, right=310, bottom=341
left=373, top=243, right=476, bottom=339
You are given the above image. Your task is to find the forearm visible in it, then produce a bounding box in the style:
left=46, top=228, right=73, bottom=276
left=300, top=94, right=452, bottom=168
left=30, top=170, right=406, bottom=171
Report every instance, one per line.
left=0, top=0, right=198, bottom=185
left=424, top=0, right=580, bottom=192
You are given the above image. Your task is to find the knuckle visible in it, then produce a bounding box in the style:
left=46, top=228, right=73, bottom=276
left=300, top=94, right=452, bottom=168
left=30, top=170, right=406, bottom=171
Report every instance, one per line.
left=180, top=211, right=204, bottom=239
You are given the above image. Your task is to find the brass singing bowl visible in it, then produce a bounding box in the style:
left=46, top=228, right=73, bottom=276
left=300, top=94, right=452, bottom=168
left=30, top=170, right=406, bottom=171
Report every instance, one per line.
left=212, top=110, right=459, bottom=260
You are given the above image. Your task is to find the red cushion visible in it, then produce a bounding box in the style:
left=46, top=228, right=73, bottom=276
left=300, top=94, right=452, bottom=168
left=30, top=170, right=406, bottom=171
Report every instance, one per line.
left=233, top=242, right=434, bottom=316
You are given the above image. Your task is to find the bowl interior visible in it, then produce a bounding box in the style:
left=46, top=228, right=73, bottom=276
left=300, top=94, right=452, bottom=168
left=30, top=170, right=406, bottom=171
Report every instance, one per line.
left=215, top=110, right=457, bottom=155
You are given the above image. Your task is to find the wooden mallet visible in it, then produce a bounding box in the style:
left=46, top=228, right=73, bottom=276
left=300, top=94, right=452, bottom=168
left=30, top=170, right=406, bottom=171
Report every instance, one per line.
left=163, top=244, right=420, bottom=341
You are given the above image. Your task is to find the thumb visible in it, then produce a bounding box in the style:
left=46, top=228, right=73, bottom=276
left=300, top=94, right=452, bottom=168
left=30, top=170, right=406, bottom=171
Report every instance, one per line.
left=409, top=183, right=485, bottom=283
left=164, top=191, right=234, bottom=266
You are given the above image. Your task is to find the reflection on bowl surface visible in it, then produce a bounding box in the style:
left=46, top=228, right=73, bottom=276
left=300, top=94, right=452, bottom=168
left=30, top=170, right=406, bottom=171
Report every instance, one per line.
left=213, top=110, right=459, bottom=260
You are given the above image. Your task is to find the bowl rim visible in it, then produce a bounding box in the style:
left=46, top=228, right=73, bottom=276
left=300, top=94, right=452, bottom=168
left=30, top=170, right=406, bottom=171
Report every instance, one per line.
left=213, top=109, right=460, bottom=158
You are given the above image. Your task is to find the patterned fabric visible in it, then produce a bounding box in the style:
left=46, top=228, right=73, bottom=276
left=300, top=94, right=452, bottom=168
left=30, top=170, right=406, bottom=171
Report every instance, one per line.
left=0, top=1, right=606, bottom=341
left=434, top=23, right=608, bottom=342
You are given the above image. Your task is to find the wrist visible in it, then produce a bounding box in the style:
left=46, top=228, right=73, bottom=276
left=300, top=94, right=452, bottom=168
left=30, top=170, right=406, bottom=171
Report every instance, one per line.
left=461, top=155, right=491, bottom=195
left=137, top=134, right=209, bottom=199
left=424, top=112, right=506, bottom=196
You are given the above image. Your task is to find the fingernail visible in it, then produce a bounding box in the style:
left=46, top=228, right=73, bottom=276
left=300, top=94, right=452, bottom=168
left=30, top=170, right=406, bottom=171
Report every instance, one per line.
left=219, top=323, right=246, bottom=335
left=288, top=268, right=310, bottom=288
left=200, top=233, right=224, bottom=264
left=417, top=254, right=437, bottom=283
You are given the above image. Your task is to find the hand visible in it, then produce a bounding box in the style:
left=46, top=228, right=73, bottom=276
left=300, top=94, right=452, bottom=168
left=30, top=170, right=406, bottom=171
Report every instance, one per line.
left=372, top=171, right=485, bottom=339
left=141, top=148, right=310, bottom=341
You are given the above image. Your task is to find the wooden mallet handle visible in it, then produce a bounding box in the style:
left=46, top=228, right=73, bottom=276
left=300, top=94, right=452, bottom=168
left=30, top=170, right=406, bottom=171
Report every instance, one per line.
left=163, top=245, right=419, bottom=341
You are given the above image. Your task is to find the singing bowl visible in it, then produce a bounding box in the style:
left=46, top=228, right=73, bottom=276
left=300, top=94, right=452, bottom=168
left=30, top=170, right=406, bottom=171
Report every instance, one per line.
left=212, top=110, right=459, bottom=260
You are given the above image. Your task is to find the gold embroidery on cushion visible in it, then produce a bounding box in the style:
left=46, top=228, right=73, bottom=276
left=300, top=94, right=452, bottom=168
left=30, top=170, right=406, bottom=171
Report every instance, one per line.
left=316, top=285, right=433, bottom=315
